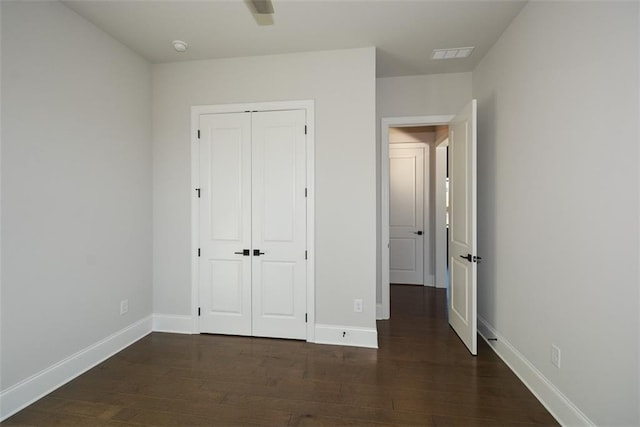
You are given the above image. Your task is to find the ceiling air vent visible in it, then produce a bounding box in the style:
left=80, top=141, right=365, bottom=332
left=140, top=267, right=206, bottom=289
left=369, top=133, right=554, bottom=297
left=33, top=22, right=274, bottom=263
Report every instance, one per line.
left=431, top=47, right=474, bottom=60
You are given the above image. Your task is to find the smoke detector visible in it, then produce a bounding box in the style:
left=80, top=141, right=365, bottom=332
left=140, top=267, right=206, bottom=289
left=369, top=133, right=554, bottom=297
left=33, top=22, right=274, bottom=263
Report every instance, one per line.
left=172, top=40, right=188, bottom=52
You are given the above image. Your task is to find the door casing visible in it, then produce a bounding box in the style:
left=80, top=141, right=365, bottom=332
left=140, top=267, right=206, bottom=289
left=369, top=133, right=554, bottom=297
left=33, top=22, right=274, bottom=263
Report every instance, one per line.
left=191, top=100, right=315, bottom=342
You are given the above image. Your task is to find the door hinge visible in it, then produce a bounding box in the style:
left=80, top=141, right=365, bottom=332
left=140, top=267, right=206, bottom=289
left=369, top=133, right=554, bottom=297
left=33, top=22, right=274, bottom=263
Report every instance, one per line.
left=198, top=248, right=201, bottom=257
left=305, top=250, right=308, bottom=260
left=196, top=188, right=200, bottom=198
left=304, top=188, right=307, bottom=197
left=198, top=307, right=201, bottom=316
left=304, top=125, right=307, bottom=135
left=197, top=129, right=200, bottom=139
left=305, top=313, right=308, bottom=323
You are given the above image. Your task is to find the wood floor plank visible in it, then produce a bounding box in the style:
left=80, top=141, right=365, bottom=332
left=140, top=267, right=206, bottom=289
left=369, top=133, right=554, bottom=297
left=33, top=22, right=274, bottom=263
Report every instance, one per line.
left=289, top=413, right=396, bottom=427
left=2, top=409, right=139, bottom=427
left=220, top=392, right=431, bottom=426
left=2, top=285, right=558, bottom=426
left=392, top=396, right=557, bottom=424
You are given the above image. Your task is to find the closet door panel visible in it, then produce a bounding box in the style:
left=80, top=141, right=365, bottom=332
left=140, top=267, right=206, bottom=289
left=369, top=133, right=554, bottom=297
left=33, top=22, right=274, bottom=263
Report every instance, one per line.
left=261, top=125, right=296, bottom=242
left=198, top=113, right=252, bottom=336
left=251, top=110, right=307, bottom=340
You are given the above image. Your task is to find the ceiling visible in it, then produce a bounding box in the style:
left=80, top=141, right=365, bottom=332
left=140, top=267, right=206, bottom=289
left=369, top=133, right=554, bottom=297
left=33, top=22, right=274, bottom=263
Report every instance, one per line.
left=63, top=0, right=527, bottom=78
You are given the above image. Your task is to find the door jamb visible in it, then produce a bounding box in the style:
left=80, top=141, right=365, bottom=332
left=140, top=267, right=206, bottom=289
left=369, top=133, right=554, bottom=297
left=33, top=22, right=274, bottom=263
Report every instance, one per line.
left=380, top=115, right=453, bottom=320
left=191, top=100, right=316, bottom=342
left=434, top=141, right=449, bottom=289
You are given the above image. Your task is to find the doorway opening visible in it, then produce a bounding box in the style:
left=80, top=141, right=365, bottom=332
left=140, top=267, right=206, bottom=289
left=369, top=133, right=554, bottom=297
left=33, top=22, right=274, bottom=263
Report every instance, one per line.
left=381, top=102, right=478, bottom=355
left=387, top=126, right=450, bottom=289
left=380, top=115, right=453, bottom=320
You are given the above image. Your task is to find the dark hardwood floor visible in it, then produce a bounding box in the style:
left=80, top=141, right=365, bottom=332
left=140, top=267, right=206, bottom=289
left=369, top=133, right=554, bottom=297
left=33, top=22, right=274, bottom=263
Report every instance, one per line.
left=3, top=285, right=558, bottom=426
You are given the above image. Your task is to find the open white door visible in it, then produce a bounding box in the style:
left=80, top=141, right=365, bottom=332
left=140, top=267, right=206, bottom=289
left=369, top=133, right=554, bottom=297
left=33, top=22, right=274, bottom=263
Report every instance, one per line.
left=448, top=99, right=478, bottom=355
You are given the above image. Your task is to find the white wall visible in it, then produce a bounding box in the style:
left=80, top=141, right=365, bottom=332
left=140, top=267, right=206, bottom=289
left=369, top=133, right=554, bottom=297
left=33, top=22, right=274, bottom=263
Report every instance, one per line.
left=377, top=73, right=472, bottom=120
left=472, top=2, right=639, bottom=425
left=1, top=0, right=152, bottom=394
left=388, top=127, right=435, bottom=144
left=375, top=73, right=471, bottom=304
left=152, top=48, right=377, bottom=329
left=0, top=0, right=4, bottom=402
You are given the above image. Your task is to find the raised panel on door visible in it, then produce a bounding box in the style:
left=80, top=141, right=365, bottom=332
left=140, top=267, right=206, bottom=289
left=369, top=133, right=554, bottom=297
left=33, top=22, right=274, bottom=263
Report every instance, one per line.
left=198, top=113, right=252, bottom=336
left=389, top=146, right=425, bottom=285
left=450, top=257, right=469, bottom=323
left=448, top=100, right=477, bottom=355
left=251, top=110, right=307, bottom=340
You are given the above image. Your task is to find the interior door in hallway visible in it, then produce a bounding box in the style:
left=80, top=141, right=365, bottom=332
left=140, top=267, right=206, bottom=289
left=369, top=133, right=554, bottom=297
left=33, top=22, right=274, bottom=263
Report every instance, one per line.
left=198, top=110, right=307, bottom=340
left=448, top=99, right=478, bottom=355
left=389, top=144, right=426, bottom=285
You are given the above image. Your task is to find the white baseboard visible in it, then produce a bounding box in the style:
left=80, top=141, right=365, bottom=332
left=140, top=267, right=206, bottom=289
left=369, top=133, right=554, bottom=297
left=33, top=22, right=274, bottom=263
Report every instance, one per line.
left=0, top=316, right=152, bottom=421
left=152, top=315, right=378, bottom=349
left=376, top=303, right=383, bottom=320
left=314, top=324, right=378, bottom=349
left=477, top=316, right=594, bottom=427
left=152, top=314, right=195, bottom=334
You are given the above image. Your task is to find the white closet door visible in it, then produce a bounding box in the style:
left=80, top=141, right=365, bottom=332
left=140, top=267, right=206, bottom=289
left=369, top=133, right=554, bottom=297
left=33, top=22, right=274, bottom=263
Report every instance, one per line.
left=198, top=113, right=252, bottom=336
left=251, top=110, right=307, bottom=340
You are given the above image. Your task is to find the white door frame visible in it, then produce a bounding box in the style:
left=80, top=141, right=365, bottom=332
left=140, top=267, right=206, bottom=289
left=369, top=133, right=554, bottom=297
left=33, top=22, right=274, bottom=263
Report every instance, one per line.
left=434, top=141, right=449, bottom=289
left=191, top=100, right=315, bottom=342
left=381, top=115, right=453, bottom=320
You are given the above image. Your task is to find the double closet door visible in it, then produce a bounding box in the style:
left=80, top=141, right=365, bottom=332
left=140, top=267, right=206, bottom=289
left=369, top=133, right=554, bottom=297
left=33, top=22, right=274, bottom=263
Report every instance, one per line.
left=198, top=110, right=307, bottom=340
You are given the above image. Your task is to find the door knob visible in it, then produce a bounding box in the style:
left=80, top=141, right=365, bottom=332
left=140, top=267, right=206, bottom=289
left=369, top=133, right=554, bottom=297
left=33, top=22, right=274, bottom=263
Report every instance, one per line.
left=414, top=231, right=423, bottom=235
left=234, top=249, right=250, bottom=256
left=253, top=249, right=265, bottom=256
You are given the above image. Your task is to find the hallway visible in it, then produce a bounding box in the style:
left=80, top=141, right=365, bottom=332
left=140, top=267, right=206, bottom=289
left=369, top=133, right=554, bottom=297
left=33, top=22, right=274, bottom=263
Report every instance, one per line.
left=3, top=285, right=557, bottom=426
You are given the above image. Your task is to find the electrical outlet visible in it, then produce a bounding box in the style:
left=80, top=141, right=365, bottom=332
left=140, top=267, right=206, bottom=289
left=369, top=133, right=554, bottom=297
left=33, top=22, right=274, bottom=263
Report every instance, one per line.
left=120, top=299, right=129, bottom=315
left=551, top=344, right=561, bottom=368
left=354, top=299, right=363, bottom=313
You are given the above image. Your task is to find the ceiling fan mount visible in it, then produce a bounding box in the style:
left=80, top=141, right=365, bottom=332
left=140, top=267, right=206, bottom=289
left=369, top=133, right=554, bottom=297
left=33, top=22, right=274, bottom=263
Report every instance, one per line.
left=250, top=0, right=274, bottom=15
